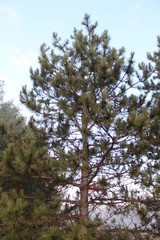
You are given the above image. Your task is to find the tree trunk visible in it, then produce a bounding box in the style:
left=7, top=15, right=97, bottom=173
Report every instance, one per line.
left=79, top=169, right=89, bottom=239
left=79, top=105, right=89, bottom=239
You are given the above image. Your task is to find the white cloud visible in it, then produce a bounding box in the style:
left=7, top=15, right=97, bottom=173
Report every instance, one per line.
left=0, top=4, right=20, bottom=25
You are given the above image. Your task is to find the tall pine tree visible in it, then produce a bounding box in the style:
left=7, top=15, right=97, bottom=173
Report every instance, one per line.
left=20, top=15, right=160, bottom=239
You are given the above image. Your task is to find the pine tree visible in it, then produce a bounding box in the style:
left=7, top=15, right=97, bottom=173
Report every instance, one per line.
left=0, top=80, right=4, bottom=103
left=20, top=14, right=160, bottom=239
left=131, top=37, right=160, bottom=238
left=0, top=101, right=26, bottom=151
left=0, top=98, right=63, bottom=239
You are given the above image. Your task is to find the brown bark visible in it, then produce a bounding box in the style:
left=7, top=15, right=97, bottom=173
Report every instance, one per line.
left=79, top=104, right=89, bottom=239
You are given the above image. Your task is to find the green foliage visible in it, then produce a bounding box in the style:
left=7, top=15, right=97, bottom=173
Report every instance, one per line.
left=0, top=190, right=30, bottom=240
left=0, top=100, right=26, bottom=152
left=33, top=202, right=49, bottom=225
left=69, top=221, right=97, bottom=240
left=0, top=190, right=26, bottom=225
left=70, top=224, right=80, bottom=239
left=0, top=96, right=62, bottom=238
left=40, top=227, right=64, bottom=240
left=0, top=129, right=63, bottom=238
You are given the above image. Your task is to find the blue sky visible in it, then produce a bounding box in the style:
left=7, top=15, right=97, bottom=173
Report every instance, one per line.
left=0, top=0, right=159, bottom=114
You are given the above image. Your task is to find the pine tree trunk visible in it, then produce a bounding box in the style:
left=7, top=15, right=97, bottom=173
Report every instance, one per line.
left=79, top=105, right=89, bottom=239
left=79, top=168, right=89, bottom=239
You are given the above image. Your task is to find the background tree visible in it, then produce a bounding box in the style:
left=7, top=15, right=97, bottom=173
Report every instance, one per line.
left=0, top=80, right=4, bottom=103
left=20, top=15, right=160, bottom=239
left=128, top=37, right=160, bottom=238
left=0, top=101, right=26, bottom=152
left=0, top=81, right=26, bottom=151
left=0, top=86, right=63, bottom=239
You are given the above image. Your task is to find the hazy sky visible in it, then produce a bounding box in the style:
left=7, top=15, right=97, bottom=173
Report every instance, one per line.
left=0, top=0, right=159, bottom=114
